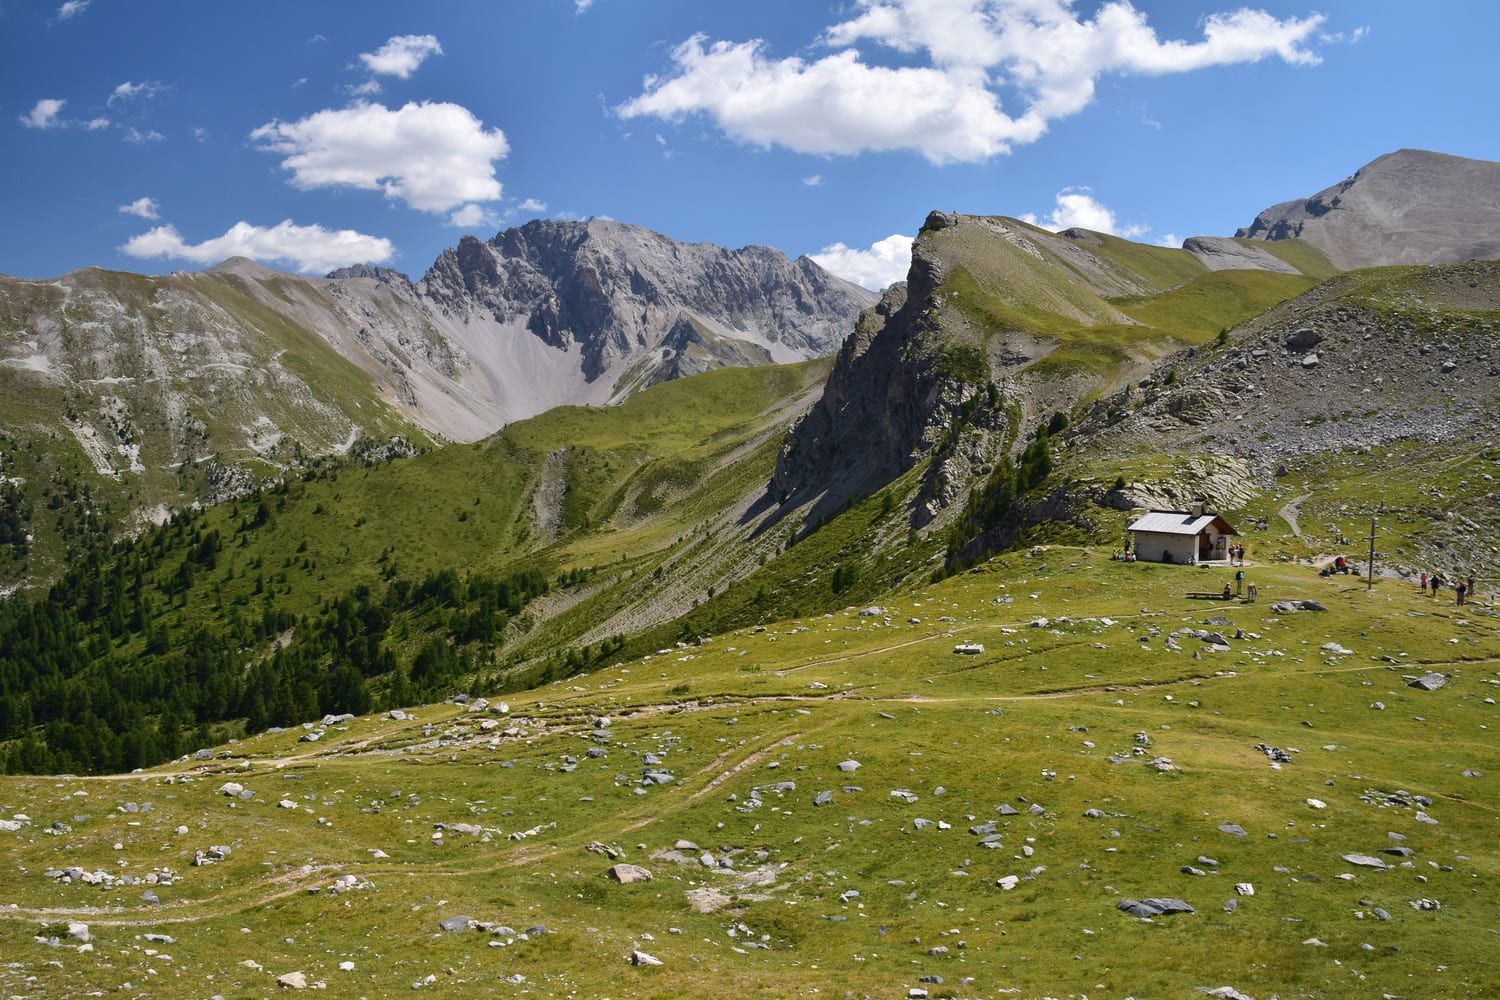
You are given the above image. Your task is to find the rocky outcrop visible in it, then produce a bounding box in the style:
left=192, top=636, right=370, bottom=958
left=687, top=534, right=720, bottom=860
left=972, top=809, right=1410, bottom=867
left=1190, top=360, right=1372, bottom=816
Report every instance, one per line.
left=771, top=213, right=1014, bottom=527
left=1183, top=237, right=1302, bottom=274
left=640, top=313, right=775, bottom=388
left=324, top=263, right=415, bottom=290
left=1236, top=149, right=1500, bottom=269
left=774, top=219, right=949, bottom=505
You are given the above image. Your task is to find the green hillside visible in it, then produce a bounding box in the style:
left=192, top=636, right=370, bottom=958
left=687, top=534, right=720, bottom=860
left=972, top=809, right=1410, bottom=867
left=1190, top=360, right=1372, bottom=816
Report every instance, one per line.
left=927, top=220, right=1323, bottom=403
left=1, top=551, right=1493, bottom=997
left=0, top=267, right=434, bottom=590
left=1, top=360, right=917, bottom=774
left=1113, top=269, right=1318, bottom=339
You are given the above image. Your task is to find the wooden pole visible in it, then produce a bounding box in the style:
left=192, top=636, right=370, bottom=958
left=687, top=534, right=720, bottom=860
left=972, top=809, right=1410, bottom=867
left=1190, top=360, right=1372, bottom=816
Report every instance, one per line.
left=1367, top=515, right=1377, bottom=591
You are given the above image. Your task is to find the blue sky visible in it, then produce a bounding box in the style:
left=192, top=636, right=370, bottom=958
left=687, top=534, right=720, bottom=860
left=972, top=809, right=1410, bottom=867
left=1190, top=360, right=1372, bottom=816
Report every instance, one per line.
left=3, top=0, right=1496, bottom=288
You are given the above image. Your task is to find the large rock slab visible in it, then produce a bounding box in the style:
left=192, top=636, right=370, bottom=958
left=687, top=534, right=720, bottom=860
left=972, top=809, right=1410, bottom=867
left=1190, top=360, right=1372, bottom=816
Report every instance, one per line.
left=1118, top=897, right=1196, bottom=917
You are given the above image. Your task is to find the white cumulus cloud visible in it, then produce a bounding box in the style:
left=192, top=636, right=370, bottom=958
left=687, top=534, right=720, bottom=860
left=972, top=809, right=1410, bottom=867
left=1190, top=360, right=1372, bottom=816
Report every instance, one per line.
left=251, top=100, right=509, bottom=214
left=118, top=197, right=160, bottom=219
left=810, top=233, right=913, bottom=291
left=121, top=220, right=395, bottom=274
left=1020, top=187, right=1145, bottom=237
left=359, top=34, right=443, bottom=78
left=56, top=0, right=90, bottom=19
left=517, top=198, right=547, bottom=213
left=20, top=98, right=66, bottom=129
left=619, top=0, right=1324, bottom=164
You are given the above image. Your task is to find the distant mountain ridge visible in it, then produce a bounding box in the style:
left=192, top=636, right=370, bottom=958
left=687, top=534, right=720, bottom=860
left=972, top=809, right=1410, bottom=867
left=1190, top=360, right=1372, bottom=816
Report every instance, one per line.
left=0, top=220, right=873, bottom=587
left=1235, top=148, right=1500, bottom=269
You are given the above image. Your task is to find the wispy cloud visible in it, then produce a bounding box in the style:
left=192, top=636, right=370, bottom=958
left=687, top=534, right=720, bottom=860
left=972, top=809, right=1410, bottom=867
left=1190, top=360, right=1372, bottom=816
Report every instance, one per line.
left=122, top=219, right=395, bottom=273
left=517, top=198, right=548, bottom=213
left=19, top=98, right=67, bottom=129
left=55, top=0, right=91, bottom=20
left=118, top=196, right=160, bottom=220
left=109, top=80, right=168, bottom=107
left=802, top=174, right=824, bottom=187
left=446, top=203, right=498, bottom=229
left=358, top=34, right=443, bottom=78
left=123, top=126, right=165, bottom=144
left=1320, top=24, right=1370, bottom=44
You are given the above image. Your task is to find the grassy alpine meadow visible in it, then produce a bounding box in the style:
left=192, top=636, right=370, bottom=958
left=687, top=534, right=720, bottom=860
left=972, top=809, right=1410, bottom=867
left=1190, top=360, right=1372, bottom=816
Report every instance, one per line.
left=2, top=549, right=1495, bottom=998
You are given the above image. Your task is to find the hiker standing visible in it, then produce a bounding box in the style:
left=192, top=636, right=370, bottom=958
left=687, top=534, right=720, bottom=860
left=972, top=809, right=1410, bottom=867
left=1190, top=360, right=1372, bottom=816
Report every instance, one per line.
left=1469, top=574, right=1477, bottom=600
left=1457, top=581, right=1467, bottom=606
left=1420, top=572, right=1428, bottom=592
left=1247, top=580, right=1258, bottom=601
left=1235, top=568, right=1245, bottom=596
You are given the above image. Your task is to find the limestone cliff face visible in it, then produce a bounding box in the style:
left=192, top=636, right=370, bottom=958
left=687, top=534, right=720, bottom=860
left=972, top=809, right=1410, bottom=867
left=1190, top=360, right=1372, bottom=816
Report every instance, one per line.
left=1236, top=149, right=1500, bottom=269
left=418, top=218, right=876, bottom=383
left=771, top=212, right=1008, bottom=524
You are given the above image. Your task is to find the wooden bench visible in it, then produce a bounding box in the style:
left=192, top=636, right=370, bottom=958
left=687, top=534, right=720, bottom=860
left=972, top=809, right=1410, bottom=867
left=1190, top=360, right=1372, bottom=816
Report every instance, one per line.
left=1185, top=591, right=1233, bottom=600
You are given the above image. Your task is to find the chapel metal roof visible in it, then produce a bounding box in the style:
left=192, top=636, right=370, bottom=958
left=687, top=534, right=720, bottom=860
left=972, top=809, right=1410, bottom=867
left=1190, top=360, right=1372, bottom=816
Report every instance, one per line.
left=1128, top=511, right=1226, bottom=535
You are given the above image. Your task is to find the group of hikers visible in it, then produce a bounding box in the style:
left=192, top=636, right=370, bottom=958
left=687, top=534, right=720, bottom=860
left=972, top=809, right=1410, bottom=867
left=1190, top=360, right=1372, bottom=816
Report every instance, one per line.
left=1227, top=542, right=1247, bottom=565
left=1420, top=571, right=1478, bottom=606
left=1217, top=567, right=1258, bottom=601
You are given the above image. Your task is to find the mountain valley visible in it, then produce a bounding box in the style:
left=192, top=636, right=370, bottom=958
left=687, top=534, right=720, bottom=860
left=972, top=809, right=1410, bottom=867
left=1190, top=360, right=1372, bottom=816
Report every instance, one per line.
left=1, top=148, right=1498, bottom=999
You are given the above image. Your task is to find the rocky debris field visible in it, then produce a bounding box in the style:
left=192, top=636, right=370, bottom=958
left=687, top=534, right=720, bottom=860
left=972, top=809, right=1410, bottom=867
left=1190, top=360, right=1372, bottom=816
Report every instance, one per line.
left=1077, top=261, right=1500, bottom=466
left=0, top=551, right=1496, bottom=998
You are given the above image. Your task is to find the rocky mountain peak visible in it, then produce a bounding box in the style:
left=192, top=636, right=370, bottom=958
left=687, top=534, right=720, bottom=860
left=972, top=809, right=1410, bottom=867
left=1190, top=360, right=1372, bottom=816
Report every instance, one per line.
left=325, top=263, right=415, bottom=290
left=418, top=218, right=876, bottom=382
left=204, top=256, right=284, bottom=279
left=1235, top=148, right=1500, bottom=268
